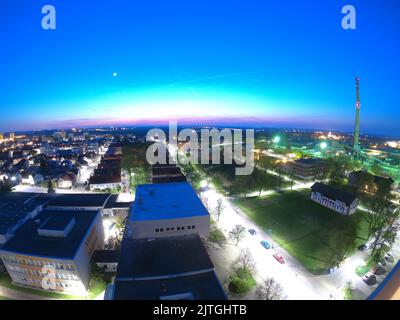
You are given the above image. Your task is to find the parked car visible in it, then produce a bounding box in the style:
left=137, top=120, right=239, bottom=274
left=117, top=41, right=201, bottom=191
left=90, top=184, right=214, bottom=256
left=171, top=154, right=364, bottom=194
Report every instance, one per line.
left=248, top=229, right=256, bottom=235
left=358, top=244, right=369, bottom=252
left=327, top=266, right=339, bottom=274
left=260, top=240, right=271, bottom=249
left=384, top=252, right=394, bottom=263
left=273, top=253, right=285, bottom=264
left=362, top=272, right=377, bottom=285
left=371, top=265, right=386, bottom=275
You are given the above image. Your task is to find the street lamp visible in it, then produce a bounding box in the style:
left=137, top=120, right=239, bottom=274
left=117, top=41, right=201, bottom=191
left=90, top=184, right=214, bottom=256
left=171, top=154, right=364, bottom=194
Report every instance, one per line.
left=273, top=136, right=281, bottom=144
left=320, top=141, right=328, bottom=150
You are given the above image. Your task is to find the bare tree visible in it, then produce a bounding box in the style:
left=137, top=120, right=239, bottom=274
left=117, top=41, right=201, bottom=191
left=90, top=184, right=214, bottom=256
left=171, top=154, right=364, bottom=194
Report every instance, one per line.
left=235, top=248, right=256, bottom=273
left=256, top=277, right=285, bottom=300
left=229, top=224, right=246, bottom=246
left=215, top=198, right=225, bottom=221
left=200, top=193, right=211, bottom=211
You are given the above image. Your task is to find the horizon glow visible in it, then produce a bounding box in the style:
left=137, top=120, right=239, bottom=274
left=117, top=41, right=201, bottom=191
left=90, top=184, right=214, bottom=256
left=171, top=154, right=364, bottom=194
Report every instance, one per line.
left=1, top=0, right=399, bottom=136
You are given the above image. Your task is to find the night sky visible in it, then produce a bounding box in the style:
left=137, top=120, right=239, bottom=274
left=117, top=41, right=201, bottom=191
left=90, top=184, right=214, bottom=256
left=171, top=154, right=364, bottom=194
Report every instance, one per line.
left=0, top=0, right=399, bottom=136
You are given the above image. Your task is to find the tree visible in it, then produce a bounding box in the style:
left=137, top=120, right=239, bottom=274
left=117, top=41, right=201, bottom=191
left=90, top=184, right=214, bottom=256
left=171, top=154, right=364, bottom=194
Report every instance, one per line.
left=252, top=168, right=268, bottom=196
left=371, top=162, right=383, bottom=177
left=229, top=224, right=246, bottom=246
left=368, top=204, right=399, bottom=261
left=235, top=248, right=256, bottom=274
left=352, top=171, right=375, bottom=196
left=375, top=178, right=394, bottom=202
left=0, top=178, right=12, bottom=193
left=47, top=179, right=55, bottom=193
left=215, top=198, right=225, bottom=221
left=343, top=281, right=354, bottom=300
left=39, top=158, right=48, bottom=175
left=115, top=216, right=127, bottom=231
left=256, top=277, right=285, bottom=300
left=229, top=249, right=257, bottom=295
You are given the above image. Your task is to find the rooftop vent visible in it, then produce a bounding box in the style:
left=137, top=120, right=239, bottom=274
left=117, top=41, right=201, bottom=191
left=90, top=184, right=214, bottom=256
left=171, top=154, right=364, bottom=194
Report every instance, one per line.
left=37, top=215, right=76, bottom=238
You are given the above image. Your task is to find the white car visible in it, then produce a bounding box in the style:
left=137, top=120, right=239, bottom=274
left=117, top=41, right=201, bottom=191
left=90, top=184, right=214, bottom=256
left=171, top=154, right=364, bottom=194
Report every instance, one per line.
left=384, top=252, right=394, bottom=262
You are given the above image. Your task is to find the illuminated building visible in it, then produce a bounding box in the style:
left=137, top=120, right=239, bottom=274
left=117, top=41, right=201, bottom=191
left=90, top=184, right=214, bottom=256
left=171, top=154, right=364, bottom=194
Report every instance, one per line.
left=126, top=182, right=210, bottom=239
left=0, top=210, right=104, bottom=295
left=310, top=182, right=359, bottom=215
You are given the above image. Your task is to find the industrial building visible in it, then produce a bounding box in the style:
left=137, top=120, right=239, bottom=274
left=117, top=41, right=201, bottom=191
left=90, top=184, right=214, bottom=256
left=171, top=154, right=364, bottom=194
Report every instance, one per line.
left=348, top=170, right=395, bottom=190
left=151, top=163, right=187, bottom=183
left=126, top=182, right=210, bottom=239
left=92, top=250, right=120, bottom=273
left=0, top=209, right=104, bottom=295
left=106, top=234, right=226, bottom=300
left=310, top=182, right=359, bottom=215
left=290, top=158, right=326, bottom=180
left=46, top=193, right=112, bottom=212
left=0, top=192, right=52, bottom=245
left=105, top=179, right=225, bottom=300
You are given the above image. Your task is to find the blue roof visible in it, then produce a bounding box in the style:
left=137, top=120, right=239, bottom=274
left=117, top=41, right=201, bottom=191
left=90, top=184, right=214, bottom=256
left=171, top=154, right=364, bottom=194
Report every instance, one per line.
left=130, top=182, right=209, bottom=221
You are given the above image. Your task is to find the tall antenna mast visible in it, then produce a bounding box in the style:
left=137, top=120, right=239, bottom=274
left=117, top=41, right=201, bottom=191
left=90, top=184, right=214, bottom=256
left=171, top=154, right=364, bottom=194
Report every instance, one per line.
left=353, top=77, right=361, bottom=152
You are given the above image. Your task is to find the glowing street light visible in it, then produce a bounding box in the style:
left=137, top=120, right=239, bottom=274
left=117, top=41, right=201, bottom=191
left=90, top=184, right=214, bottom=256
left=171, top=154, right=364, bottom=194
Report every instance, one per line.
left=320, top=142, right=328, bottom=150
left=273, top=136, right=281, bottom=144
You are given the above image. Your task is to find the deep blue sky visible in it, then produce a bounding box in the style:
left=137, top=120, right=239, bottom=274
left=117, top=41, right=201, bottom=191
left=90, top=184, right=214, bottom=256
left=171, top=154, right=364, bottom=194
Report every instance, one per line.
left=0, top=0, right=399, bottom=136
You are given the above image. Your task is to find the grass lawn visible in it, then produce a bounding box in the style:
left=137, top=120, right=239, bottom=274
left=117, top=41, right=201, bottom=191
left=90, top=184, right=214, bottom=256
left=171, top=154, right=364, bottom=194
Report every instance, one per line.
left=355, top=264, right=371, bottom=277
left=208, top=228, right=226, bottom=243
left=87, top=278, right=106, bottom=300
left=235, top=190, right=370, bottom=273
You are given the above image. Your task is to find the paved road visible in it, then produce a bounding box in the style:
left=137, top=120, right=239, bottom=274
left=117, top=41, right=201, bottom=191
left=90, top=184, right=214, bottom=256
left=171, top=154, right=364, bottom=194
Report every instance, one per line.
left=202, top=185, right=399, bottom=300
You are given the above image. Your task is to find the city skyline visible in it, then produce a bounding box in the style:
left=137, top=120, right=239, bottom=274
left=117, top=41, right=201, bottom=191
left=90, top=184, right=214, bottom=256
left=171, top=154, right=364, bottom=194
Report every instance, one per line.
left=1, top=0, right=400, bottom=136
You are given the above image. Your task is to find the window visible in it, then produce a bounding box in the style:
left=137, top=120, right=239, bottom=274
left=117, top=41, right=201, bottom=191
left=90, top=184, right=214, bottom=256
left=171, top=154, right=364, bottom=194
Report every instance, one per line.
left=177, top=227, right=181, bottom=231
left=160, top=228, right=164, bottom=232
left=181, top=226, right=185, bottom=230
left=166, top=228, right=170, bottom=231
left=192, top=225, right=195, bottom=229
left=187, top=226, right=191, bottom=230
left=155, top=229, right=159, bottom=232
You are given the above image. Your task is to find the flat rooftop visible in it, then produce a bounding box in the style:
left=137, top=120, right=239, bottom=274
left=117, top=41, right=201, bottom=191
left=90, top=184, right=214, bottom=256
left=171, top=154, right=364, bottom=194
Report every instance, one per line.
left=113, top=271, right=226, bottom=300
left=130, top=182, right=208, bottom=221
left=46, top=193, right=111, bottom=208
left=116, top=234, right=214, bottom=278
left=294, top=158, right=326, bottom=166
left=39, top=215, right=74, bottom=231
left=0, top=210, right=99, bottom=259
left=0, top=192, right=39, bottom=204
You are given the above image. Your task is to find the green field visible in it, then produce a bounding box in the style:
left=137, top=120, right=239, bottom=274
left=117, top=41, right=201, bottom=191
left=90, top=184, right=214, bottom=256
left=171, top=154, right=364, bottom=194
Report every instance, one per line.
left=235, top=190, right=370, bottom=273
